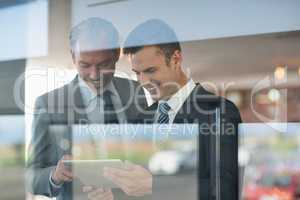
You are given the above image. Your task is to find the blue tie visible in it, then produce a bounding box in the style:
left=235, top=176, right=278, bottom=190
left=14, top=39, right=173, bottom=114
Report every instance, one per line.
left=157, top=102, right=171, bottom=123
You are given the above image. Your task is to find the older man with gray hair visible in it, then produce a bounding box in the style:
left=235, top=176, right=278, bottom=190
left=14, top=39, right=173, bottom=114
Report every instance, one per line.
left=26, top=18, right=151, bottom=200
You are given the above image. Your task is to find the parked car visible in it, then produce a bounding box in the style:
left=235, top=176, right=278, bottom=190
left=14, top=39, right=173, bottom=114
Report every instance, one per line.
left=244, top=171, right=300, bottom=200
left=148, top=149, right=197, bottom=175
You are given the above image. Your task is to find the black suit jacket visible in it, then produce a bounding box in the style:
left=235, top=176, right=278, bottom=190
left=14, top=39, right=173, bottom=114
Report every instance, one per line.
left=136, top=84, right=241, bottom=200
left=25, top=76, right=147, bottom=200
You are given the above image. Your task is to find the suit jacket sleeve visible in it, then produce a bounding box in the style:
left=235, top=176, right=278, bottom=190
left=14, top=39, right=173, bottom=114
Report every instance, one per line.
left=25, top=95, right=61, bottom=197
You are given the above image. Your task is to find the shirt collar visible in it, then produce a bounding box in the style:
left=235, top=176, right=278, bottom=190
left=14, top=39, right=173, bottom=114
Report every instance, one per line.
left=78, top=75, right=118, bottom=105
left=158, top=79, right=196, bottom=113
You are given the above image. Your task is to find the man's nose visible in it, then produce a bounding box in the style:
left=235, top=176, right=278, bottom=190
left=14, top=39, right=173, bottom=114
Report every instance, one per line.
left=90, top=65, right=100, bottom=80
left=138, top=72, right=150, bottom=84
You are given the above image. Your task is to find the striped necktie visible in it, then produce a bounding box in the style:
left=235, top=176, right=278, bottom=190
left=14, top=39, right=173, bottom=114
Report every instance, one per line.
left=157, top=102, right=171, bottom=124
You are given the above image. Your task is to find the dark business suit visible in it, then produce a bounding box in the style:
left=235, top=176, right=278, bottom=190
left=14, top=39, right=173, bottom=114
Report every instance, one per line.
left=25, top=75, right=147, bottom=200
left=137, top=84, right=241, bottom=200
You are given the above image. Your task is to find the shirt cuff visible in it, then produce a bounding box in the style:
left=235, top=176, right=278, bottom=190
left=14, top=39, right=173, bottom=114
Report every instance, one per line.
left=49, top=170, right=63, bottom=189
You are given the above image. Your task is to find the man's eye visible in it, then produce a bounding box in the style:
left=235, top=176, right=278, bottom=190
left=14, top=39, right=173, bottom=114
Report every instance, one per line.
left=101, top=63, right=112, bottom=68
left=80, top=64, right=89, bottom=68
left=145, top=68, right=155, bottom=73
left=98, top=61, right=114, bottom=68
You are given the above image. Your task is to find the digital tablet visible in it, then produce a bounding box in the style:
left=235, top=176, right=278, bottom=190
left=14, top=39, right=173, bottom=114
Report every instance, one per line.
left=62, top=159, right=124, bottom=188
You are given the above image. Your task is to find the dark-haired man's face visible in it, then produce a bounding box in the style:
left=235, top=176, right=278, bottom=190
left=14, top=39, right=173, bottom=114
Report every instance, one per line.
left=72, top=50, right=117, bottom=93
left=130, top=46, right=180, bottom=101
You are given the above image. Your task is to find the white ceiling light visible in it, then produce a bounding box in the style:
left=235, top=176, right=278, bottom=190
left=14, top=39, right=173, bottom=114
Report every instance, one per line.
left=274, top=66, right=286, bottom=80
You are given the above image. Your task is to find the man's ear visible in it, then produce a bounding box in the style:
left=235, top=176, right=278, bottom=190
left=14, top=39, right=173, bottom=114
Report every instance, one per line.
left=114, top=48, right=121, bottom=62
left=172, top=50, right=182, bottom=69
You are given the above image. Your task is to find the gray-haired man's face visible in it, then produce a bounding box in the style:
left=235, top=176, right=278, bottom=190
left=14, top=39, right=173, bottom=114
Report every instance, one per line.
left=72, top=50, right=117, bottom=93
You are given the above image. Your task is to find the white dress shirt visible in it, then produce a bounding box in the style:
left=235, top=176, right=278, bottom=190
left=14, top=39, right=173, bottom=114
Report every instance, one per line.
left=78, top=76, right=127, bottom=123
left=156, top=79, right=196, bottom=123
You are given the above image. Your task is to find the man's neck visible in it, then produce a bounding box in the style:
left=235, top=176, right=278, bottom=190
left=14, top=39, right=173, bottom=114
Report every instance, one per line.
left=178, top=75, right=188, bottom=89
left=161, top=75, right=189, bottom=101
left=82, top=79, right=108, bottom=95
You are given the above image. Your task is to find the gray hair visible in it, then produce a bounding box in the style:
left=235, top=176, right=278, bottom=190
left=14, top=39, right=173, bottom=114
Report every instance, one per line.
left=69, top=17, right=119, bottom=53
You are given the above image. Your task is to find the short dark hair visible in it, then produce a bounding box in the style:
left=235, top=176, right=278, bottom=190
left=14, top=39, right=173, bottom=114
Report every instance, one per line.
left=123, top=19, right=181, bottom=64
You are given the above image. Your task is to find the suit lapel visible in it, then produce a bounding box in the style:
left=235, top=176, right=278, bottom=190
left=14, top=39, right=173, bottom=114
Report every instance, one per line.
left=112, top=77, right=130, bottom=118
left=146, top=102, right=158, bottom=123
left=173, top=84, right=215, bottom=123
left=68, top=76, right=88, bottom=124
left=173, top=84, right=199, bottom=123
left=113, top=77, right=149, bottom=122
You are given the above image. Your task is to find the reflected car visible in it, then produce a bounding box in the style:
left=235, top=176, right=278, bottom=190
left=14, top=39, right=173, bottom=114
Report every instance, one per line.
left=148, top=149, right=197, bottom=175
left=244, top=171, right=300, bottom=200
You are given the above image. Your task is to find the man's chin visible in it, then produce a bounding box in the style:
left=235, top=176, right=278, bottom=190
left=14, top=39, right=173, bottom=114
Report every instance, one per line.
left=91, top=78, right=111, bottom=89
left=90, top=81, right=101, bottom=88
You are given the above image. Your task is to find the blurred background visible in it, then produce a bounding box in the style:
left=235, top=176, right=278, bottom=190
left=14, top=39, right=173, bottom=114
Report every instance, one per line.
left=0, top=0, right=300, bottom=199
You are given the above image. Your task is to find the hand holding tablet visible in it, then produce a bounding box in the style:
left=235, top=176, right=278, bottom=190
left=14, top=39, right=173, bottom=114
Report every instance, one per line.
left=62, top=159, right=152, bottom=197
left=62, top=159, right=124, bottom=188
left=103, top=161, right=153, bottom=197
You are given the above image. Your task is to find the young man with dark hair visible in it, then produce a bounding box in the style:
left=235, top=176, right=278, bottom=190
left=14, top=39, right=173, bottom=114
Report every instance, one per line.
left=104, top=19, right=242, bottom=199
